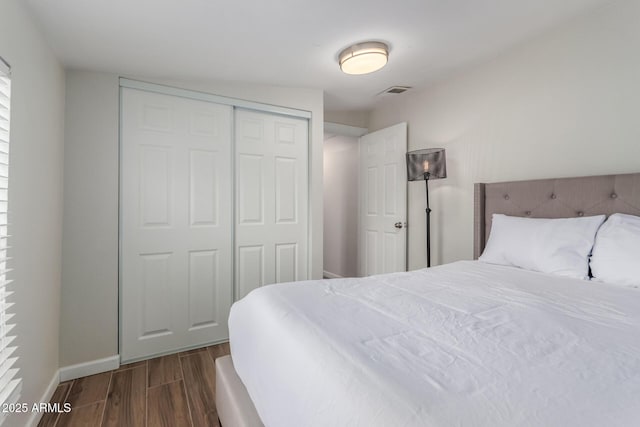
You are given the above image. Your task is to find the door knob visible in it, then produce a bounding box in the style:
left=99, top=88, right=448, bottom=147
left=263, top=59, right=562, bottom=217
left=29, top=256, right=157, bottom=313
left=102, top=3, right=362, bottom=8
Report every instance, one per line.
left=394, top=222, right=404, bottom=229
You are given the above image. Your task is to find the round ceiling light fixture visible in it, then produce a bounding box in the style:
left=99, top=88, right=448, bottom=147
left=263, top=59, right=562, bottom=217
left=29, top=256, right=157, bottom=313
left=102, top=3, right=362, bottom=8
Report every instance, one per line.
left=338, top=41, right=389, bottom=75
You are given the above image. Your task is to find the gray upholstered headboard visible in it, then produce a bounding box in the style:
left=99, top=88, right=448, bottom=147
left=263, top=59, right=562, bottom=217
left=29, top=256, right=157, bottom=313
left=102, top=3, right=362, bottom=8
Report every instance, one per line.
left=474, top=172, right=640, bottom=259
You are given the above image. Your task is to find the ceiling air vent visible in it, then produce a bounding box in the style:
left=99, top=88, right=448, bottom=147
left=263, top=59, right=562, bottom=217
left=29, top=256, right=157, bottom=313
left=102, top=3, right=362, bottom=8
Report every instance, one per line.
left=379, top=86, right=411, bottom=95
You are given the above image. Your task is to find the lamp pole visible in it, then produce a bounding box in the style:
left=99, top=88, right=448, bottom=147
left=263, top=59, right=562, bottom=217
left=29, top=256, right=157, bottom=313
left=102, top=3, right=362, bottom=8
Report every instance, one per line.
left=424, top=171, right=431, bottom=267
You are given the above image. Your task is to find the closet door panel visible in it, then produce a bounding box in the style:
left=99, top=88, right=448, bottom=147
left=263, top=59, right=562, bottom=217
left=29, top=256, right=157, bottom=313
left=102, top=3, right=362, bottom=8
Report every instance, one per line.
left=139, top=252, right=174, bottom=338
left=275, top=243, right=298, bottom=283
left=237, top=245, right=265, bottom=298
left=188, top=249, right=219, bottom=329
left=140, top=146, right=173, bottom=227
left=189, top=149, right=219, bottom=226
left=275, top=157, right=298, bottom=223
left=235, top=110, right=308, bottom=299
left=237, top=154, right=264, bottom=225
left=121, top=88, right=233, bottom=362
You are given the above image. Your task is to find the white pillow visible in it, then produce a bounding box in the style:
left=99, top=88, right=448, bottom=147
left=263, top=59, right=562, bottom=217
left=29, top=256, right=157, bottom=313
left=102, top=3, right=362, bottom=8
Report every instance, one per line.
left=479, top=214, right=605, bottom=279
left=590, top=213, right=640, bottom=287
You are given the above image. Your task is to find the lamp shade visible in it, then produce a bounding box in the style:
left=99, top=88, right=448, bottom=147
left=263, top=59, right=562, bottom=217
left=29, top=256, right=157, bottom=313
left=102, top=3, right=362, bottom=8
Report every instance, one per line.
left=406, top=148, right=447, bottom=181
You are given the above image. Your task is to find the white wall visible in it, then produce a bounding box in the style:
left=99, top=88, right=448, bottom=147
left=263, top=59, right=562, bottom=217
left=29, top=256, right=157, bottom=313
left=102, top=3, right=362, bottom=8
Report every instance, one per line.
left=323, top=135, right=358, bottom=278
left=61, top=72, right=323, bottom=366
left=369, top=0, right=640, bottom=270
left=0, top=1, right=65, bottom=425
left=60, top=72, right=119, bottom=367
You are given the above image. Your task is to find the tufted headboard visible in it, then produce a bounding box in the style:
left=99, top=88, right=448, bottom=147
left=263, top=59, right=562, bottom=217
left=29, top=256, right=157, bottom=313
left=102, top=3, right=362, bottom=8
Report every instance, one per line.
left=474, top=172, right=640, bottom=259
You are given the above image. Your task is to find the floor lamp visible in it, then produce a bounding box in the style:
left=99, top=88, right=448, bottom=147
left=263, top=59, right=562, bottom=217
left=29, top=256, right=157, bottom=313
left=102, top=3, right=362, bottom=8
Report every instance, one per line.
left=406, top=148, right=447, bottom=267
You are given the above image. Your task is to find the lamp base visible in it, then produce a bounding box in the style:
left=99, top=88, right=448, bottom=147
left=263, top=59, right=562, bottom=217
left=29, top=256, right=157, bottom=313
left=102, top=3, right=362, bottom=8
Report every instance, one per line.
left=424, top=174, right=431, bottom=268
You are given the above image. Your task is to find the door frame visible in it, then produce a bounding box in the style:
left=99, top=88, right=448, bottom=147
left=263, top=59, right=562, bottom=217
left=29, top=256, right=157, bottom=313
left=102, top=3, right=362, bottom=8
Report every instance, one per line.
left=119, top=79, right=313, bottom=361
left=322, top=122, right=368, bottom=278
left=120, top=79, right=311, bottom=119
left=323, top=122, right=408, bottom=277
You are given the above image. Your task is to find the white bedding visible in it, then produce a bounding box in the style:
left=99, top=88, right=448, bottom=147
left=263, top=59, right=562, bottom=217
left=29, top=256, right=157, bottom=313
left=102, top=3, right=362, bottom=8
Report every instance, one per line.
left=228, top=261, right=640, bottom=427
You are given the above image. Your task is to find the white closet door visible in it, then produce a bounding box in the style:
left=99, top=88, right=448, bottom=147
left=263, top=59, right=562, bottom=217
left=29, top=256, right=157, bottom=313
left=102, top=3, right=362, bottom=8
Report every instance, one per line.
left=235, top=109, right=308, bottom=299
left=121, top=88, right=233, bottom=362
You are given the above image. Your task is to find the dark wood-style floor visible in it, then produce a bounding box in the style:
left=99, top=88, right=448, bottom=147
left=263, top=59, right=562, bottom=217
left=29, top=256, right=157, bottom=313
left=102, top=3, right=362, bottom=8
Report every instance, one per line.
left=38, top=342, right=230, bottom=427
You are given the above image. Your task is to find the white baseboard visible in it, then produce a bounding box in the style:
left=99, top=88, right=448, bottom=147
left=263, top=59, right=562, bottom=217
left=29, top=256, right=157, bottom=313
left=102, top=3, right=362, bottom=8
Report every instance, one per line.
left=26, top=368, right=61, bottom=427
left=23, top=355, right=119, bottom=426
left=323, top=270, right=343, bottom=279
left=59, top=355, right=120, bottom=382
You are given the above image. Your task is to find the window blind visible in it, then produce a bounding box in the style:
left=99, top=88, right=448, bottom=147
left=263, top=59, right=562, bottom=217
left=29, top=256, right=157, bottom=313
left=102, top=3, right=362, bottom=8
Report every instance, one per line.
left=0, top=58, right=20, bottom=425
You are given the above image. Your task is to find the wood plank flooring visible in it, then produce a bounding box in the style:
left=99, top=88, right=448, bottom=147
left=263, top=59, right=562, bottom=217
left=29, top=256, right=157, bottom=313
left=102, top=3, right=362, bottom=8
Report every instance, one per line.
left=39, top=342, right=230, bottom=427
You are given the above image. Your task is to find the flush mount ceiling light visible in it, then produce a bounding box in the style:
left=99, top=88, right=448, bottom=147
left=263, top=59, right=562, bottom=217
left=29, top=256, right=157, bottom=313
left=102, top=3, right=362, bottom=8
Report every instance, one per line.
left=338, top=41, right=389, bottom=75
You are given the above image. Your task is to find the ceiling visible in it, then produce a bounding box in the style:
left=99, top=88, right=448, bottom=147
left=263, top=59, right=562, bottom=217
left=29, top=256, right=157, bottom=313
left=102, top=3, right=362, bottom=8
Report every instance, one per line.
left=25, top=0, right=611, bottom=111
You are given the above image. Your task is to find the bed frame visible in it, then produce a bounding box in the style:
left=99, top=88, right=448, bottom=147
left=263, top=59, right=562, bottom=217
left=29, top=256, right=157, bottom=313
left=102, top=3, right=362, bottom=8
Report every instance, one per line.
left=216, top=355, right=264, bottom=427
left=474, top=172, right=640, bottom=258
left=217, top=171, right=640, bottom=427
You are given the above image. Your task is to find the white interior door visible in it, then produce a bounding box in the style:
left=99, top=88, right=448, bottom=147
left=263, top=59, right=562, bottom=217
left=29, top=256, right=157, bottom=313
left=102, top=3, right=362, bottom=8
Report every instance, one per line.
left=121, top=88, right=233, bottom=362
left=358, top=123, right=407, bottom=276
left=235, top=109, right=308, bottom=299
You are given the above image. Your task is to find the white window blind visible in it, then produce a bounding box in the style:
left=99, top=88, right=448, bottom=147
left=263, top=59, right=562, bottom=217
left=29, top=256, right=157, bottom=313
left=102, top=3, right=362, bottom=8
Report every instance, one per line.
left=0, top=58, right=20, bottom=425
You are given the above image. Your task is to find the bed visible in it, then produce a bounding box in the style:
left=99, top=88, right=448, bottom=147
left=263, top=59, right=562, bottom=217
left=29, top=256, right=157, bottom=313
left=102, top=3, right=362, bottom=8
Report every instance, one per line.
left=216, top=172, right=640, bottom=427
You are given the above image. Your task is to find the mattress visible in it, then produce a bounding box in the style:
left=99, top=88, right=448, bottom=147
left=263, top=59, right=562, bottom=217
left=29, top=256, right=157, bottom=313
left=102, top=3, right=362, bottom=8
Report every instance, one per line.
left=228, top=261, right=640, bottom=427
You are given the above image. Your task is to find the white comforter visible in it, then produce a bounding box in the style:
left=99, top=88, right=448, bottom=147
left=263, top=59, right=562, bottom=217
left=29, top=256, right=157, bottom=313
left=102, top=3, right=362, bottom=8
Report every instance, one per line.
left=228, top=261, right=640, bottom=427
